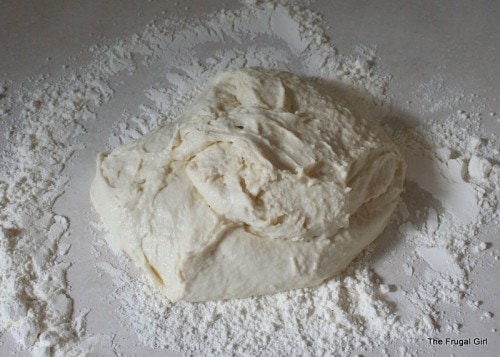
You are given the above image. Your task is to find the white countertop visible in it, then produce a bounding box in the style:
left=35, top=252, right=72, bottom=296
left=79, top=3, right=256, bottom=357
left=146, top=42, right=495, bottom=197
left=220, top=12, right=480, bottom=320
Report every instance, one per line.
left=1, top=1, right=498, bottom=356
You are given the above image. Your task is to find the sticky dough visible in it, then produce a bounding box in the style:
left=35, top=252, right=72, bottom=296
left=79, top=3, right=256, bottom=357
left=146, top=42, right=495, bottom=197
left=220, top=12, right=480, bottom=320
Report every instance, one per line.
left=90, top=68, right=406, bottom=302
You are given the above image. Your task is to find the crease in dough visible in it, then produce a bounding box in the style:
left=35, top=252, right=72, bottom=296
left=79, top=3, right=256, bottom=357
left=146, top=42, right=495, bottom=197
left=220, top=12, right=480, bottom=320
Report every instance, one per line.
left=91, top=68, right=405, bottom=302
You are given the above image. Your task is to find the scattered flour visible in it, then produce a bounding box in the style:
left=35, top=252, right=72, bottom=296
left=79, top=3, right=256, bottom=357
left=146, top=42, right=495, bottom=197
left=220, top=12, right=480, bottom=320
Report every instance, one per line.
left=0, top=67, right=114, bottom=355
left=0, top=1, right=498, bottom=356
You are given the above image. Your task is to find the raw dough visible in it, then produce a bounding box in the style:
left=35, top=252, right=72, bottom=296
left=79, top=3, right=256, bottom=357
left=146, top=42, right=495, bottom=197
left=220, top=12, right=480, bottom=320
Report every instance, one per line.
left=90, top=68, right=405, bottom=302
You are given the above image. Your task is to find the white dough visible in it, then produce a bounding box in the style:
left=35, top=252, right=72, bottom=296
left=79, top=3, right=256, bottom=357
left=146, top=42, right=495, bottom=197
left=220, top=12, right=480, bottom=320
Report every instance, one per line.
left=90, top=68, right=406, bottom=302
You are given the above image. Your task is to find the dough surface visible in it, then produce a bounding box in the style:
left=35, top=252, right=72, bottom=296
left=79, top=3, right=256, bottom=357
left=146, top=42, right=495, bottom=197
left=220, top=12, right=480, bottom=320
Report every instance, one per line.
left=90, top=68, right=405, bottom=302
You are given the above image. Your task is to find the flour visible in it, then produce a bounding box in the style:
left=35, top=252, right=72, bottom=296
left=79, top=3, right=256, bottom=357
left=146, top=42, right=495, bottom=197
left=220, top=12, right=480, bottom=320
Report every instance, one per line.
left=93, top=2, right=498, bottom=355
left=0, top=0, right=498, bottom=356
left=0, top=59, right=120, bottom=354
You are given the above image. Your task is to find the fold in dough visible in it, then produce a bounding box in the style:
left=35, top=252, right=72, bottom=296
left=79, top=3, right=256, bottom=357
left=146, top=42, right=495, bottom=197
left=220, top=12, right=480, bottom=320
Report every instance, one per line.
left=90, top=68, right=406, bottom=302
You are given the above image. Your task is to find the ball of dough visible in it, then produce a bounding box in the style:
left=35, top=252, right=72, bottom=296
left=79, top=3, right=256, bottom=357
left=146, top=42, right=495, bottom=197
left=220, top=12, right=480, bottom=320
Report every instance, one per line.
left=91, top=68, right=405, bottom=302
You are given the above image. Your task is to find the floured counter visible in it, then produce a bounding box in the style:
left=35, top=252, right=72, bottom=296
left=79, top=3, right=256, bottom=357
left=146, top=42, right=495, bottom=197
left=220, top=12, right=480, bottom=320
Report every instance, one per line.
left=0, top=1, right=498, bottom=356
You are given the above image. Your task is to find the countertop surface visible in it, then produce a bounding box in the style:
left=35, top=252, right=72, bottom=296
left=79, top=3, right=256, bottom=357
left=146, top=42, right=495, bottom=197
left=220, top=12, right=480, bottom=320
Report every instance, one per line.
left=0, top=1, right=498, bottom=356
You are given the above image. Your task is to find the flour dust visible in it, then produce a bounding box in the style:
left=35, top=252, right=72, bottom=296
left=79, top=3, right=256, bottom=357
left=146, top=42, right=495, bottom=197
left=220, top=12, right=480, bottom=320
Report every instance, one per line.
left=0, top=1, right=498, bottom=356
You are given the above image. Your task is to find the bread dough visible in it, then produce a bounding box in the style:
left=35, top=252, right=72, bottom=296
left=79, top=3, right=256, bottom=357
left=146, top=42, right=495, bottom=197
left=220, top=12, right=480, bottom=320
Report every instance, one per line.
left=90, top=68, right=405, bottom=302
